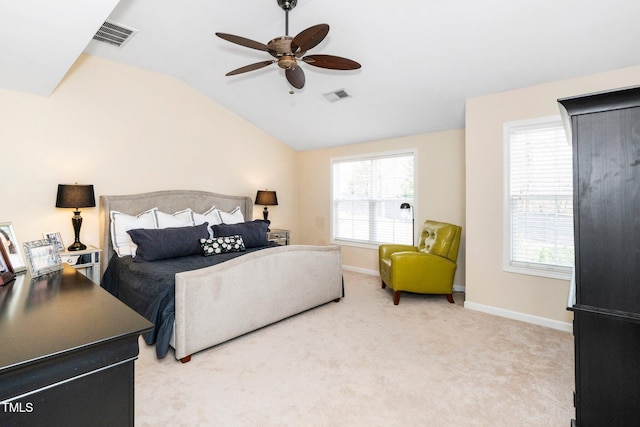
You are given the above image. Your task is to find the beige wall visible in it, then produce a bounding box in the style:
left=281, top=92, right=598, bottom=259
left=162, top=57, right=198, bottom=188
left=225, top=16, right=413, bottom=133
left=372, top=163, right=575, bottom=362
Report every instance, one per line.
left=0, top=54, right=297, bottom=252
left=5, top=51, right=638, bottom=330
left=296, top=130, right=466, bottom=287
left=465, top=65, right=640, bottom=328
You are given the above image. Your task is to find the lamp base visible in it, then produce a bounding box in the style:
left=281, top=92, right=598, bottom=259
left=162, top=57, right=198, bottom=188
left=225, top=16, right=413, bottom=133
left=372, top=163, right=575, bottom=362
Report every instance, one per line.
left=263, top=206, right=271, bottom=231
left=67, top=241, right=87, bottom=251
left=68, top=210, right=86, bottom=251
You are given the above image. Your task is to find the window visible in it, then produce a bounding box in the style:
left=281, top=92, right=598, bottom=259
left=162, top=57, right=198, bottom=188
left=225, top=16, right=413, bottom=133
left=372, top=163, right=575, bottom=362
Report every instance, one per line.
left=504, top=117, right=574, bottom=279
left=331, top=151, right=415, bottom=247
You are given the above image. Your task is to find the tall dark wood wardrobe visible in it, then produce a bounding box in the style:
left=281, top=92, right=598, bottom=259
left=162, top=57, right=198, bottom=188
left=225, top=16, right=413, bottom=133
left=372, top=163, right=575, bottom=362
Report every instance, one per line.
left=559, top=86, right=640, bottom=426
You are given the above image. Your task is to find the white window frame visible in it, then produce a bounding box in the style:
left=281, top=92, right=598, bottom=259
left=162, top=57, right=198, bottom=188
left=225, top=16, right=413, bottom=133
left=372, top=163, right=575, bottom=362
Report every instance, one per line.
left=503, top=116, right=574, bottom=280
left=330, top=149, right=417, bottom=249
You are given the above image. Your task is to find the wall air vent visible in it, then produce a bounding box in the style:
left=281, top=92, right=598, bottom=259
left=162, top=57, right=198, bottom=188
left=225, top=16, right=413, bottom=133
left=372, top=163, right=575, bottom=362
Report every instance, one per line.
left=93, top=20, right=137, bottom=48
left=323, top=89, right=351, bottom=102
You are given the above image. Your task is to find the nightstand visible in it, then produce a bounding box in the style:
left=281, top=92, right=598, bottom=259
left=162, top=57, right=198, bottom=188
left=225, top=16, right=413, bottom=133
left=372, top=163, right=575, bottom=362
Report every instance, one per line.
left=59, top=246, right=101, bottom=284
left=267, top=228, right=290, bottom=245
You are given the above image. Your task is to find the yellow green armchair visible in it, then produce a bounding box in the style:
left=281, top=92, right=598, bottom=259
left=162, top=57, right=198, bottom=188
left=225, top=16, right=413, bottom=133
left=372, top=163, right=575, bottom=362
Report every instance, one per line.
left=379, top=220, right=461, bottom=305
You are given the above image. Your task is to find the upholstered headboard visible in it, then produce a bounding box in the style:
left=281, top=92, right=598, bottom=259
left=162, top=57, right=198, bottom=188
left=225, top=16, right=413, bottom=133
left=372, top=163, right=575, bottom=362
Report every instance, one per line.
left=99, top=190, right=253, bottom=276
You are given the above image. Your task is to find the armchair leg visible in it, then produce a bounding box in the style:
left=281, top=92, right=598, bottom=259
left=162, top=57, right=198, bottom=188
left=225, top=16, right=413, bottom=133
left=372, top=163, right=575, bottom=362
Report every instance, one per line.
left=446, top=294, right=454, bottom=304
left=393, top=291, right=401, bottom=305
left=381, top=280, right=386, bottom=289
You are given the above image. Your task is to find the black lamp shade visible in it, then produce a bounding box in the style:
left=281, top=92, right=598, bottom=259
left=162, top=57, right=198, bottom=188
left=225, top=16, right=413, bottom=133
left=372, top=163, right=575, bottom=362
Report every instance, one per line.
left=255, top=190, right=278, bottom=206
left=56, top=184, right=96, bottom=209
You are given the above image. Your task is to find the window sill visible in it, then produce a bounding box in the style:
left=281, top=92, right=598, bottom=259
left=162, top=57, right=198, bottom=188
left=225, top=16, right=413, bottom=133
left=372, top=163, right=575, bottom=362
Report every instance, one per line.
left=330, top=238, right=383, bottom=250
left=504, top=263, right=572, bottom=281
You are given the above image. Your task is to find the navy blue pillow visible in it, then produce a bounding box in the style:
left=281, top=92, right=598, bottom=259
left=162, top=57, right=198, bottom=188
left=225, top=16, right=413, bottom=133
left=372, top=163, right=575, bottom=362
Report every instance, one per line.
left=127, top=223, right=209, bottom=262
left=211, top=220, right=270, bottom=248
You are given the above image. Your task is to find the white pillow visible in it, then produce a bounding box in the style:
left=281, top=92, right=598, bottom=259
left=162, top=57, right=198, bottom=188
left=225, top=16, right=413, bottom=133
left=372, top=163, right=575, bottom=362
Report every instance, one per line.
left=217, top=206, right=245, bottom=224
left=110, top=208, right=159, bottom=257
left=157, top=208, right=194, bottom=228
left=192, top=205, right=221, bottom=227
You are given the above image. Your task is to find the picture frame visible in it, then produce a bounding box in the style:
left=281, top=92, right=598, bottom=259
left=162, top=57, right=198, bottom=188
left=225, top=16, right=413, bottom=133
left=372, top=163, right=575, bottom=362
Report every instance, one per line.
left=0, top=222, right=26, bottom=273
left=43, top=231, right=65, bottom=252
left=23, top=239, right=63, bottom=277
left=0, top=240, right=15, bottom=285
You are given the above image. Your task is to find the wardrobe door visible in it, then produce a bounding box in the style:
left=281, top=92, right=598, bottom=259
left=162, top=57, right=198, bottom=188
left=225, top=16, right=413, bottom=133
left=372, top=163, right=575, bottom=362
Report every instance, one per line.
left=573, top=107, right=640, bottom=314
left=574, top=311, right=640, bottom=426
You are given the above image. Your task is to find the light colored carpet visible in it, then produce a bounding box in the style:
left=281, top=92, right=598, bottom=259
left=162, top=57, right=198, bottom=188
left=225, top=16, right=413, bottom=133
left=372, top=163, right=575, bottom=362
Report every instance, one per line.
left=135, top=270, right=574, bottom=426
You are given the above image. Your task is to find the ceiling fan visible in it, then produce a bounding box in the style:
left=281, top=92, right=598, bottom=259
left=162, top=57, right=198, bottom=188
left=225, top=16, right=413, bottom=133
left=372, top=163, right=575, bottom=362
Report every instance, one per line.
left=215, top=0, right=361, bottom=91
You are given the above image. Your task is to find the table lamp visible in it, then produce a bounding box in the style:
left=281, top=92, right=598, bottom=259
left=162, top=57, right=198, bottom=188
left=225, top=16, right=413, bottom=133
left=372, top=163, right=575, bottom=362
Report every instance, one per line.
left=56, top=184, right=96, bottom=251
left=255, top=190, right=278, bottom=223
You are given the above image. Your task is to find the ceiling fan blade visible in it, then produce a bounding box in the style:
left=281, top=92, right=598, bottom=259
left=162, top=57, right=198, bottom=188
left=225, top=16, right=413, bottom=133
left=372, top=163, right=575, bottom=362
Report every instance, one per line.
left=291, top=24, right=329, bottom=54
left=216, top=32, right=275, bottom=55
left=286, top=67, right=305, bottom=89
left=225, top=60, right=276, bottom=76
left=302, top=54, right=361, bottom=70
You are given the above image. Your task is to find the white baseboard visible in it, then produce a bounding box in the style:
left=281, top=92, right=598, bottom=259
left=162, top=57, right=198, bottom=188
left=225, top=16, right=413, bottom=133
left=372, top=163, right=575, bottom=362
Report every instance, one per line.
left=464, top=301, right=573, bottom=332
left=342, top=265, right=379, bottom=276
left=341, top=265, right=466, bottom=292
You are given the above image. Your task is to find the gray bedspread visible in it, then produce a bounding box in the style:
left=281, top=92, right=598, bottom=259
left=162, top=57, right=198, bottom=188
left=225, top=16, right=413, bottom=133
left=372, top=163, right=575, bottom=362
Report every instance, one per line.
left=101, top=244, right=277, bottom=358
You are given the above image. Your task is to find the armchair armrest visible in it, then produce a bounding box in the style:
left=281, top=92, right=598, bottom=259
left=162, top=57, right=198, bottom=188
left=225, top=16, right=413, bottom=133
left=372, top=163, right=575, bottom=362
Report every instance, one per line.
left=379, top=244, right=418, bottom=259
left=391, top=251, right=455, bottom=268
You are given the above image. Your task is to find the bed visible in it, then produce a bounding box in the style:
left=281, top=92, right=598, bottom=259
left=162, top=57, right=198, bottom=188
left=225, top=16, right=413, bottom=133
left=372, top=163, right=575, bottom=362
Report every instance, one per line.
left=99, top=190, right=343, bottom=362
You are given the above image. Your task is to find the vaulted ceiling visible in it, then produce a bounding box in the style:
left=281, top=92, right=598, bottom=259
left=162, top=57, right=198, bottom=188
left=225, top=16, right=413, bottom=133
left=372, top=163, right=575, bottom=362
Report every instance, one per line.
left=2, top=1, right=640, bottom=150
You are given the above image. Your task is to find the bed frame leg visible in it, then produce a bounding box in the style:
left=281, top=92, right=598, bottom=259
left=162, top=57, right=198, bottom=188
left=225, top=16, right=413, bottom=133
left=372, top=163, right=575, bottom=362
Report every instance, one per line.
left=180, top=355, right=192, bottom=363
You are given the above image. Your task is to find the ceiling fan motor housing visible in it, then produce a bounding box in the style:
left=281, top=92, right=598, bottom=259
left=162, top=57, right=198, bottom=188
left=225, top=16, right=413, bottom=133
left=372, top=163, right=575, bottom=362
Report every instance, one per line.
left=269, top=36, right=298, bottom=69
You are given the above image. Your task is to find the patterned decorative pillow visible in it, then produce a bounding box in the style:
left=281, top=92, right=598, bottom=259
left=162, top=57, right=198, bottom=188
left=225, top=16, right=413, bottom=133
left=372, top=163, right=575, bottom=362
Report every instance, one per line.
left=200, top=235, right=246, bottom=256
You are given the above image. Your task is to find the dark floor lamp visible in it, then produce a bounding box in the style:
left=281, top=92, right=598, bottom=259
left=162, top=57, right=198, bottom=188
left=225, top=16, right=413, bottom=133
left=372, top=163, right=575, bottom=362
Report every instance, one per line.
left=56, top=184, right=96, bottom=251
left=400, top=202, right=414, bottom=246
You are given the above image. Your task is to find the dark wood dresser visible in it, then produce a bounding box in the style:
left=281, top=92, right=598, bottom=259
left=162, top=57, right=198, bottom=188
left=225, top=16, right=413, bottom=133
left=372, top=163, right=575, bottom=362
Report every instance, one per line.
left=559, top=86, right=640, bottom=426
left=0, top=265, right=153, bottom=427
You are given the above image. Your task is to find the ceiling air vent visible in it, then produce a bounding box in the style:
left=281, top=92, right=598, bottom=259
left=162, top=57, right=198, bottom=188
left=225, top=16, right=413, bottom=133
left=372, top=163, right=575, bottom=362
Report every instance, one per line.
left=93, top=21, right=137, bottom=48
left=323, top=89, right=351, bottom=102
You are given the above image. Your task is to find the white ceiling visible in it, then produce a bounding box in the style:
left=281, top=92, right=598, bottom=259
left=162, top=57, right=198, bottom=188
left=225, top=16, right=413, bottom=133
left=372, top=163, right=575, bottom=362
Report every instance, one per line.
left=3, top=1, right=640, bottom=151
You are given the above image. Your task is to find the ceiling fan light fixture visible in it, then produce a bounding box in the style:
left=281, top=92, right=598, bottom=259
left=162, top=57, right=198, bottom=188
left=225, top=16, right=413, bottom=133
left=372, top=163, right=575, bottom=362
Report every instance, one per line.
left=278, top=56, right=297, bottom=69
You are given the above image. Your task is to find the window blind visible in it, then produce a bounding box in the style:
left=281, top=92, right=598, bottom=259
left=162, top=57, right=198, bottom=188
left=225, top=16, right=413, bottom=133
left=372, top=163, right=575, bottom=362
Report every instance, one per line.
left=507, top=119, right=574, bottom=274
left=332, top=152, right=415, bottom=246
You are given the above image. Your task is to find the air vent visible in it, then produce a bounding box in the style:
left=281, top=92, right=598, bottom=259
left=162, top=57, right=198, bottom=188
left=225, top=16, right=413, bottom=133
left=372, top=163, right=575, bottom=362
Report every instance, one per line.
left=93, top=21, right=137, bottom=48
left=323, top=89, right=351, bottom=102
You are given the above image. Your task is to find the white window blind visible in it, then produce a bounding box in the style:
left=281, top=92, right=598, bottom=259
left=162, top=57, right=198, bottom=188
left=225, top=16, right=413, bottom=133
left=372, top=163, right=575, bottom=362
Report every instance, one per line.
left=505, top=117, right=574, bottom=278
left=331, top=151, right=415, bottom=246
